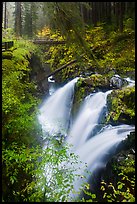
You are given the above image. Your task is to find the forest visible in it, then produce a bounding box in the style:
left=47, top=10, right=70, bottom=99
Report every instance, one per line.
left=2, top=2, right=135, bottom=202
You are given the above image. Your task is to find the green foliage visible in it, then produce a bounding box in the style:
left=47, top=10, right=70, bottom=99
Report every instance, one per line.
left=2, top=34, right=87, bottom=203
left=2, top=140, right=82, bottom=202
left=2, top=28, right=16, bottom=41
left=100, top=173, right=135, bottom=202
left=100, top=145, right=135, bottom=203
left=22, top=2, right=39, bottom=38
left=79, top=183, right=97, bottom=202
left=124, top=18, right=135, bottom=30
left=2, top=38, right=41, bottom=145
left=40, top=24, right=134, bottom=83
left=43, top=2, right=84, bottom=41
left=2, top=35, right=87, bottom=202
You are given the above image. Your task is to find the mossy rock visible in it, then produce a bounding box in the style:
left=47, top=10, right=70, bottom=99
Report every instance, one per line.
left=107, top=86, right=135, bottom=125
left=2, top=51, right=13, bottom=59
left=72, top=74, right=110, bottom=116
left=72, top=85, right=87, bottom=117
left=83, top=74, right=110, bottom=89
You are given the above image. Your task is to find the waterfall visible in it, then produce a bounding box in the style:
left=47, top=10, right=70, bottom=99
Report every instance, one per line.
left=67, top=124, right=134, bottom=198
left=38, top=77, right=79, bottom=138
left=48, top=75, right=56, bottom=95
left=38, top=77, right=134, bottom=200
left=123, top=77, right=135, bottom=87
left=67, top=90, right=112, bottom=149
left=65, top=89, right=134, bottom=198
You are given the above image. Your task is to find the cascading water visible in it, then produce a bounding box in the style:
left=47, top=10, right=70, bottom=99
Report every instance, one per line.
left=48, top=75, right=56, bottom=95
left=65, top=88, right=134, bottom=198
left=67, top=124, right=134, bottom=198
left=38, top=77, right=79, bottom=138
left=38, top=77, right=135, bottom=200
left=124, top=77, right=135, bottom=87
left=67, top=90, right=112, bottom=150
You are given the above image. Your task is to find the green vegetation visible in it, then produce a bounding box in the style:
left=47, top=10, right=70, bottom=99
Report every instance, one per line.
left=107, top=86, right=135, bottom=125
left=2, top=37, right=84, bottom=202
left=100, top=150, right=135, bottom=202
left=2, top=140, right=82, bottom=202
left=2, top=27, right=135, bottom=202
left=42, top=24, right=134, bottom=82
left=2, top=2, right=135, bottom=202
left=2, top=39, right=40, bottom=145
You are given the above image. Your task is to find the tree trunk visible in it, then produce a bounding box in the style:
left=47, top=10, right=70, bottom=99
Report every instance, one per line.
left=115, top=2, right=119, bottom=30
left=119, top=2, right=125, bottom=32
left=30, top=3, right=33, bottom=38
left=2, top=2, right=3, bottom=27
left=15, top=2, right=22, bottom=37
left=92, top=2, right=97, bottom=26
left=4, top=2, right=7, bottom=29
left=106, top=2, right=111, bottom=24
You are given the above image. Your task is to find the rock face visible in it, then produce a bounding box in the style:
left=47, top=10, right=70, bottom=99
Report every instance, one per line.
left=29, top=54, right=51, bottom=98
left=110, top=74, right=123, bottom=88
left=93, top=130, right=135, bottom=202
left=101, top=131, right=135, bottom=185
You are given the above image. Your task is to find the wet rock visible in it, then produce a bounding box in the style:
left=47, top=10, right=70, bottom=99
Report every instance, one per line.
left=110, top=74, right=123, bottom=88
left=29, top=54, right=51, bottom=97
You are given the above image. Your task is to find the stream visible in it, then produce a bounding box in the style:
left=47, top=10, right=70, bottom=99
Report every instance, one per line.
left=38, top=76, right=135, bottom=200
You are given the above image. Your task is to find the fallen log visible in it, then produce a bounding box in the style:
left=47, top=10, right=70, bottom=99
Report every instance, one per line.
left=36, top=54, right=84, bottom=82
left=2, top=41, right=14, bottom=51
left=46, top=58, right=77, bottom=78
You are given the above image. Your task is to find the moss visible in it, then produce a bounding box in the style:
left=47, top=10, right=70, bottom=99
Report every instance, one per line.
left=83, top=74, right=109, bottom=89
left=72, top=85, right=86, bottom=117
left=2, top=51, right=13, bottom=59
left=107, top=86, right=135, bottom=125
left=2, top=59, right=15, bottom=76
left=72, top=74, right=110, bottom=116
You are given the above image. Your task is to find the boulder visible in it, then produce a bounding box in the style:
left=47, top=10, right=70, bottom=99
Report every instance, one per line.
left=110, top=74, right=123, bottom=88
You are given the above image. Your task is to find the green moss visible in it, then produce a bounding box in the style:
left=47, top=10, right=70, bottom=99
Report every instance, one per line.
left=2, top=51, right=13, bottom=59
left=83, top=74, right=109, bottom=88
left=107, top=86, right=135, bottom=124
left=76, top=77, right=84, bottom=88
left=72, top=86, right=86, bottom=116
left=2, top=59, right=14, bottom=72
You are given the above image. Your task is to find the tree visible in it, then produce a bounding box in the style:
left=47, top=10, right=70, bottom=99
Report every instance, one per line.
left=22, top=2, right=38, bottom=38
left=119, top=2, right=125, bottom=32
left=22, top=2, right=31, bottom=37
left=4, top=2, right=7, bottom=29
left=30, top=2, right=38, bottom=36
left=2, top=2, right=3, bottom=27
left=15, top=2, right=22, bottom=37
